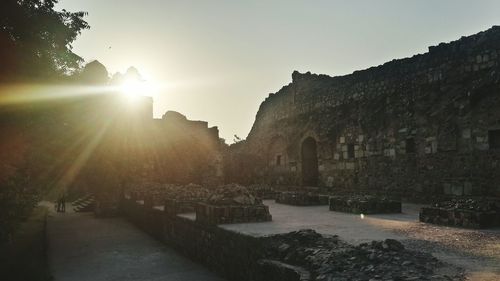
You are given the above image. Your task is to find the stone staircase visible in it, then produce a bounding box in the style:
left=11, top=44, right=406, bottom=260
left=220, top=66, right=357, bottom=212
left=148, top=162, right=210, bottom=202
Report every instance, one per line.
left=72, top=194, right=95, bottom=212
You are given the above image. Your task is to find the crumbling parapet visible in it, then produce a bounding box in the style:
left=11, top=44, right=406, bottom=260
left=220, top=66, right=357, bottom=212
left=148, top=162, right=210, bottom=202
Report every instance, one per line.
left=196, top=184, right=272, bottom=224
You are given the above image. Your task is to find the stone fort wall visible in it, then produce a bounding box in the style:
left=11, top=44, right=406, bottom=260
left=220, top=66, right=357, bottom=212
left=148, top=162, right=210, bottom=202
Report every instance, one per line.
left=240, top=26, right=500, bottom=199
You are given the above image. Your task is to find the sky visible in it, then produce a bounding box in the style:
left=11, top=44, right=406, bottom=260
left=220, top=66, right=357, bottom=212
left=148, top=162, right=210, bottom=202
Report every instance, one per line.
left=56, top=0, right=500, bottom=142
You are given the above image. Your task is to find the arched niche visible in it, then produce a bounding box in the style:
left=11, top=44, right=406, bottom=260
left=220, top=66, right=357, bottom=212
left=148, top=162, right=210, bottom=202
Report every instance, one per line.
left=301, top=137, right=318, bottom=186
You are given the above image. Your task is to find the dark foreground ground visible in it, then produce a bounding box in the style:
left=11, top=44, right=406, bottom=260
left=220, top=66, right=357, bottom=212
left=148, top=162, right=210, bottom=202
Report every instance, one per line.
left=46, top=200, right=500, bottom=281
left=0, top=206, right=51, bottom=281
left=46, top=204, right=224, bottom=281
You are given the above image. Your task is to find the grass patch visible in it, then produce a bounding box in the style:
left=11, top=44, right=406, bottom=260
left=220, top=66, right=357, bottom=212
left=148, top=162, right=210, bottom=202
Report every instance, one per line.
left=0, top=206, right=52, bottom=281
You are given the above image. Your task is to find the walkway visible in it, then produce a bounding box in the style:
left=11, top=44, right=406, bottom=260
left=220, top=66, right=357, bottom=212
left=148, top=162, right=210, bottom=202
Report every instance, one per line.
left=46, top=205, right=224, bottom=281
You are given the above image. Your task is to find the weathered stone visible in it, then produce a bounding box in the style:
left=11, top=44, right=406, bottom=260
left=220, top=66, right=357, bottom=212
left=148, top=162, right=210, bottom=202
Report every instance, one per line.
left=196, top=184, right=272, bottom=224
left=419, top=198, right=500, bottom=228
left=329, top=195, right=402, bottom=214
left=263, top=229, right=463, bottom=281
left=276, top=191, right=329, bottom=206
left=230, top=26, right=500, bottom=201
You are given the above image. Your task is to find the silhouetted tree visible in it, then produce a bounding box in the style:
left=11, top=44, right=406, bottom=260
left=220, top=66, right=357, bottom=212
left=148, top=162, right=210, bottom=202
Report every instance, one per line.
left=0, top=0, right=89, bottom=82
left=0, top=0, right=89, bottom=243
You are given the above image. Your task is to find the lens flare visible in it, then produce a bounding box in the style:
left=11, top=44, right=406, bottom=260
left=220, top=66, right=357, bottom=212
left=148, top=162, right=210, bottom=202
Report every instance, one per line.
left=120, top=79, right=157, bottom=100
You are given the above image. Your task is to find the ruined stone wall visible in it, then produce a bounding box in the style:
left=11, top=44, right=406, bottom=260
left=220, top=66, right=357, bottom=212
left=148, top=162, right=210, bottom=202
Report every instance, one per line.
left=122, top=199, right=265, bottom=281
left=30, top=94, right=224, bottom=197
left=242, top=26, right=500, bottom=199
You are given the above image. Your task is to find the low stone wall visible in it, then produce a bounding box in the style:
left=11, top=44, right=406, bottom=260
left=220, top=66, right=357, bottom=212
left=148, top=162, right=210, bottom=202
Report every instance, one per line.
left=121, top=198, right=462, bottom=281
left=419, top=207, right=500, bottom=228
left=164, top=198, right=200, bottom=215
left=195, top=203, right=272, bottom=224
left=329, top=196, right=402, bottom=214
left=252, top=190, right=278, bottom=200
left=275, top=192, right=329, bottom=206
left=121, top=198, right=276, bottom=281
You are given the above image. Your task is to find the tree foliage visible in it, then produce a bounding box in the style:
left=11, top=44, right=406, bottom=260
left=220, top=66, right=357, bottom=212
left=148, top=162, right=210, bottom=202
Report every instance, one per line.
left=0, top=0, right=89, bottom=242
left=0, top=0, right=89, bottom=82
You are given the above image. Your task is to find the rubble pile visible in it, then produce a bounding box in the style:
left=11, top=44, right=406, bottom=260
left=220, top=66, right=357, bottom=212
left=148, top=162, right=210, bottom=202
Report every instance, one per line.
left=329, top=195, right=402, bottom=214
left=196, top=184, right=272, bottom=224
left=170, top=183, right=210, bottom=201
left=420, top=198, right=500, bottom=228
left=433, top=198, right=500, bottom=211
left=125, top=182, right=211, bottom=212
left=206, top=184, right=263, bottom=206
left=276, top=191, right=329, bottom=206
left=126, top=182, right=209, bottom=200
left=164, top=183, right=211, bottom=215
left=262, top=229, right=464, bottom=281
left=126, top=182, right=178, bottom=205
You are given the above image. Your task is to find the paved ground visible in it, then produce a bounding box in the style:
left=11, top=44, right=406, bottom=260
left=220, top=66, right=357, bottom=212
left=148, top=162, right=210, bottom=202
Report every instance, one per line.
left=46, top=204, right=225, bottom=281
left=220, top=200, right=500, bottom=281
left=46, top=200, right=500, bottom=281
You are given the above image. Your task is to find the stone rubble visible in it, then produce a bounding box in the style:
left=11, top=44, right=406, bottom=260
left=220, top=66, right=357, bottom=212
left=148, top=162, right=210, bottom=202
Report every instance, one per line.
left=420, top=198, right=500, bottom=228
left=196, top=184, right=272, bottom=224
left=263, top=229, right=465, bottom=281
left=329, top=195, right=402, bottom=214
left=206, top=184, right=263, bottom=206
left=432, top=198, right=500, bottom=212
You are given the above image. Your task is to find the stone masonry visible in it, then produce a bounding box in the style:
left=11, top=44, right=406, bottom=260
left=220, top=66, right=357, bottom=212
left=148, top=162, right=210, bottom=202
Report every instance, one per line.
left=236, top=26, right=500, bottom=200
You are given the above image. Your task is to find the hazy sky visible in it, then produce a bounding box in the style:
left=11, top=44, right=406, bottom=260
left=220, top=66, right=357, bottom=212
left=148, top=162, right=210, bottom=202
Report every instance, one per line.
left=56, top=0, right=500, bottom=142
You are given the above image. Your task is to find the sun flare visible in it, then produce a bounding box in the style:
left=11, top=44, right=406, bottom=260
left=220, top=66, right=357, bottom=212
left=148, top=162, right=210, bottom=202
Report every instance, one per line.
left=121, top=79, right=145, bottom=96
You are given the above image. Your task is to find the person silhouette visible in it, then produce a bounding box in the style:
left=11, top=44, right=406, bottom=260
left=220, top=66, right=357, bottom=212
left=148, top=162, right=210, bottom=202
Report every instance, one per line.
left=56, top=196, right=62, bottom=212
left=60, top=192, right=66, bottom=213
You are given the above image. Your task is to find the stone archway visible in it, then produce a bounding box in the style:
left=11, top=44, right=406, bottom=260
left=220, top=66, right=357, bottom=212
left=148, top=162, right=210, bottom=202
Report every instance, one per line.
left=301, top=137, right=318, bottom=186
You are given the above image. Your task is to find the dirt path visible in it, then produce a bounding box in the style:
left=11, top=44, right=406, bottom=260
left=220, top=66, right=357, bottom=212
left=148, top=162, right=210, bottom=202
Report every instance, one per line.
left=46, top=203, right=224, bottom=281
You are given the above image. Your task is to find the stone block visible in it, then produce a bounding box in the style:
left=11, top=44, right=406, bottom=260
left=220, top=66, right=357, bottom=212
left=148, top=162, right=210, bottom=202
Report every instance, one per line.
left=443, top=183, right=452, bottom=195
left=462, top=128, right=471, bottom=139
left=326, top=176, right=334, bottom=187
left=464, top=182, right=473, bottom=195
left=451, top=185, right=463, bottom=196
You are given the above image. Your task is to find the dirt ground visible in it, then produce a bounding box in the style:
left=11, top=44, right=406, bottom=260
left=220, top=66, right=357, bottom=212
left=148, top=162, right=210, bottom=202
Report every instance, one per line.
left=221, top=200, right=500, bottom=281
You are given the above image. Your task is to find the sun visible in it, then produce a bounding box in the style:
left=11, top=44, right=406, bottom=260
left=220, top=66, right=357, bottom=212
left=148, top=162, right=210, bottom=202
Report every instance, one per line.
left=118, top=76, right=159, bottom=102
left=121, top=79, right=146, bottom=97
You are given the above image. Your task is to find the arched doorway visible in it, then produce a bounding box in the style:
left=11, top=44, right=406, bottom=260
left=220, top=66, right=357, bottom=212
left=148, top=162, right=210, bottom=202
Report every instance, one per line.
left=301, top=137, right=318, bottom=186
